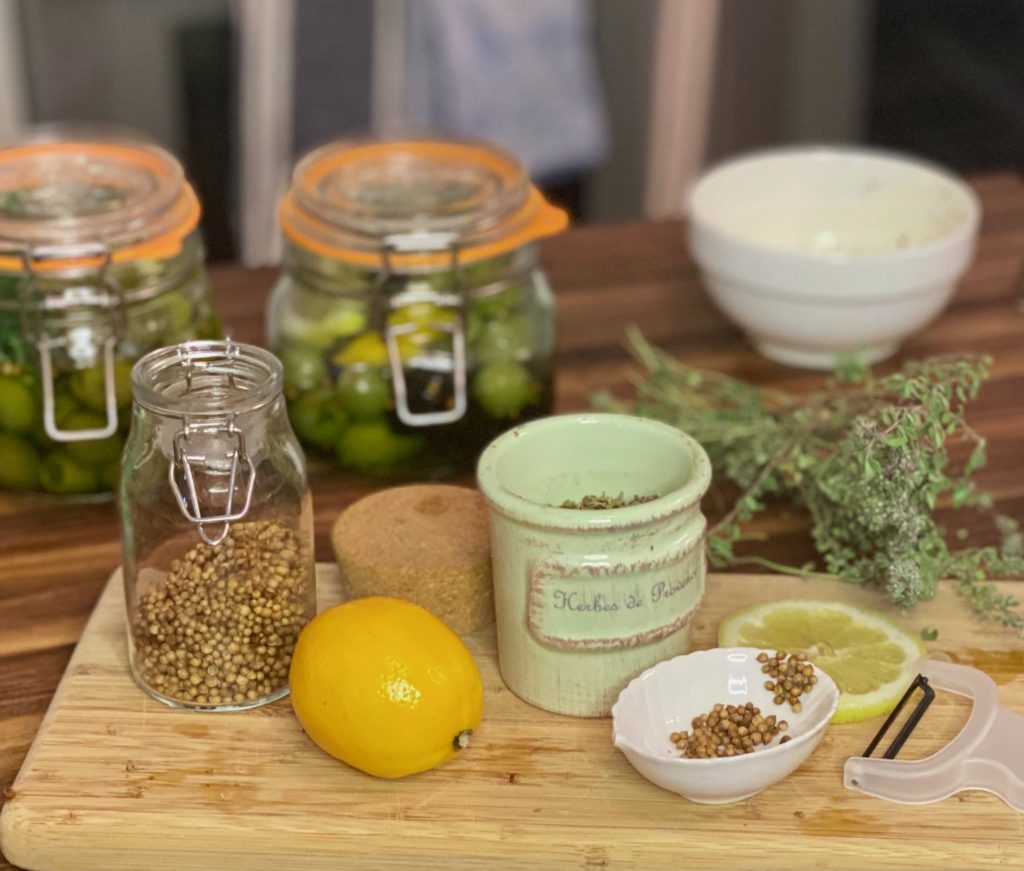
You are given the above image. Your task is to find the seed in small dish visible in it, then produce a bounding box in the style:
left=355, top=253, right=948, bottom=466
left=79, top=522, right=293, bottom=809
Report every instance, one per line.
left=758, top=650, right=816, bottom=711
left=671, top=702, right=786, bottom=759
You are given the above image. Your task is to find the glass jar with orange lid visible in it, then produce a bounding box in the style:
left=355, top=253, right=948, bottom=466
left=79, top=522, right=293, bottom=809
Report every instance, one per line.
left=0, top=135, right=220, bottom=496
left=268, top=137, right=567, bottom=477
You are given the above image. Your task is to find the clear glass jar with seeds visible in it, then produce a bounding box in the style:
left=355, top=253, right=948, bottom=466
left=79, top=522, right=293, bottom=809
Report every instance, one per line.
left=121, top=340, right=316, bottom=711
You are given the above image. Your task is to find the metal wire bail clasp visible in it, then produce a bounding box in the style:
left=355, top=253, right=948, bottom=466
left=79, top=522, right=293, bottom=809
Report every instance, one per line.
left=169, top=418, right=256, bottom=546
left=379, top=232, right=468, bottom=427
left=17, top=242, right=124, bottom=442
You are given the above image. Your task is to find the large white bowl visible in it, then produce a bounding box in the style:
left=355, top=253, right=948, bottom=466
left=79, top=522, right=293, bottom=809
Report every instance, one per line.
left=612, top=647, right=839, bottom=804
left=688, top=147, right=980, bottom=369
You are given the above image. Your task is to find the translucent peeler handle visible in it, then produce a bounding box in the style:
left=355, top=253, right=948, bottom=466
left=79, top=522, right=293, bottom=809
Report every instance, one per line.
left=844, top=659, right=1024, bottom=812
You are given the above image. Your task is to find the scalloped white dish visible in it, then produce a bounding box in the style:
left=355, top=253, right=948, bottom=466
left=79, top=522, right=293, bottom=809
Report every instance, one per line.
left=612, top=647, right=839, bottom=803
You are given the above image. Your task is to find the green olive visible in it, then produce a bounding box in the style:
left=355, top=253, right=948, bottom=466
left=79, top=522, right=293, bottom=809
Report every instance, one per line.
left=461, top=256, right=507, bottom=289
left=63, top=411, right=124, bottom=464
left=282, top=307, right=368, bottom=350
left=0, top=374, right=37, bottom=434
left=318, top=260, right=377, bottom=286
left=53, top=391, right=78, bottom=426
left=473, top=314, right=534, bottom=365
left=281, top=345, right=328, bottom=392
left=335, top=421, right=422, bottom=472
left=196, top=314, right=223, bottom=340
left=468, top=283, right=523, bottom=320
left=166, top=291, right=195, bottom=331
left=28, top=390, right=78, bottom=447
left=39, top=451, right=98, bottom=494
left=472, top=362, right=539, bottom=419
left=0, top=432, right=40, bottom=490
left=70, top=358, right=134, bottom=412
left=287, top=390, right=348, bottom=449
left=118, top=258, right=166, bottom=289
left=336, top=367, right=391, bottom=421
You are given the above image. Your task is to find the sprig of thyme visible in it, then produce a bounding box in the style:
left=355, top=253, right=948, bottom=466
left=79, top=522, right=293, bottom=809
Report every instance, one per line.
left=595, top=328, right=1024, bottom=634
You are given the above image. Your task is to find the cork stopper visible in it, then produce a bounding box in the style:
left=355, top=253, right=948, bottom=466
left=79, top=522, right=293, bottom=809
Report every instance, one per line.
left=331, top=485, right=494, bottom=635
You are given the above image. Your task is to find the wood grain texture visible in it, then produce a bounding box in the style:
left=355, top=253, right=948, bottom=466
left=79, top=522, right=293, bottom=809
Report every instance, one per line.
left=1, top=173, right=1023, bottom=868
left=3, top=566, right=1023, bottom=871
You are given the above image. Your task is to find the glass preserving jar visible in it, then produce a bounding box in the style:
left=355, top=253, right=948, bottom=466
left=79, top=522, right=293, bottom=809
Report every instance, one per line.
left=0, top=137, right=220, bottom=497
left=121, top=340, right=316, bottom=711
left=268, top=137, right=567, bottom=478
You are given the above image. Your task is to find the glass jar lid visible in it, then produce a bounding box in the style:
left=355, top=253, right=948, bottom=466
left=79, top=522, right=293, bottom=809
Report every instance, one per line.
left=279, top=138, right=568, bottom=270
left=0, top=138, right=200, bottom=272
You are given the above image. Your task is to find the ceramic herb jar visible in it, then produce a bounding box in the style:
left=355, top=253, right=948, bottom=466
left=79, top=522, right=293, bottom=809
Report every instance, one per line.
left=477, top=413, right=712, bottom=717
left=268, top=137, right=567, bottom=478
left=0, top=135, right=219, bottom=496
left=121, top=340, right=316, bottom=711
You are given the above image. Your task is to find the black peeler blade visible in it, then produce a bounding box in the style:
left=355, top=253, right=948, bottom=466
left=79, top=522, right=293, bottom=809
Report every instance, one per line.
left=861, top=674, right=936, bottom=760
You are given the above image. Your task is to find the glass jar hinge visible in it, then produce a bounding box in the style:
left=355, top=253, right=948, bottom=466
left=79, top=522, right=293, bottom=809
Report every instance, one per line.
left=12, top=241, right=126, bottom=442
left=378, top=232, right=468, bottom=427
left=169, top=417, right=256, bottom=547
left=167, top=341, right=256, bottom=546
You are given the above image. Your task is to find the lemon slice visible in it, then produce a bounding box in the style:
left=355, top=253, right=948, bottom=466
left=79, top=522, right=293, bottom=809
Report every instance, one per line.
left=718, top=600, right=925, bottom=723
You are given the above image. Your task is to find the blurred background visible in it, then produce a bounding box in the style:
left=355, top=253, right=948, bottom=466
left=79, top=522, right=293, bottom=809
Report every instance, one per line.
left=1, top=0, right=1021, bottom=264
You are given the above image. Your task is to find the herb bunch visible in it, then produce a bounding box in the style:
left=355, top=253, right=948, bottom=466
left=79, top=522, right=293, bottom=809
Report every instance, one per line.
left=595, top=328, right=1024, bottom=634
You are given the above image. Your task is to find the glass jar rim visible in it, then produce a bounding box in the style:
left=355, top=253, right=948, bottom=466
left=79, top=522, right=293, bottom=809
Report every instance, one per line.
left=132, top=341, right=282, bottom=417
left=0, top=137, right=201, bottom=272
left=278, top=136, right=567, bottom=270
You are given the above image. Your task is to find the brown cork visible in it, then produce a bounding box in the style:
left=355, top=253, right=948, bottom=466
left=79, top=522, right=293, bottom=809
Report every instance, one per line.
left=331, top=484, right=494, bottom=635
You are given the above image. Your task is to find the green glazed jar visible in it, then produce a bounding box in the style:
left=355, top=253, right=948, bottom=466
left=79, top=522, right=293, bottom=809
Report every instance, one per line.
left=477, top=414, right=713, bottom=717
left=0, top=136, right=220, bottom=497
left=268, top=137, right=567, bottom=478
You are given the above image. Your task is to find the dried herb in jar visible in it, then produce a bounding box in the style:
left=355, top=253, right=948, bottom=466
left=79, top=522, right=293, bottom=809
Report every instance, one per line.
left=560, top=492, right=659, bottom=510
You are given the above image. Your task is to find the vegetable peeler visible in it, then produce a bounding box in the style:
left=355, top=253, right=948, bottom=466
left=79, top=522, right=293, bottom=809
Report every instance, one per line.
left=844, top=659, right=1024, bottom=811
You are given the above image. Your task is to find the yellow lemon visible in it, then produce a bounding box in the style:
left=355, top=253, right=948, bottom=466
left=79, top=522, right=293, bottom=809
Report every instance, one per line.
left=718, top=600, right=924, bottom=723
left=289, top=596, right=484, bottom=778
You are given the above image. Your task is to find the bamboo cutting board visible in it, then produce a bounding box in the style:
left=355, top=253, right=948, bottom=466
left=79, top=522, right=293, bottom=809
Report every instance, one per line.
left=2, top=567, right=1022, bottom=870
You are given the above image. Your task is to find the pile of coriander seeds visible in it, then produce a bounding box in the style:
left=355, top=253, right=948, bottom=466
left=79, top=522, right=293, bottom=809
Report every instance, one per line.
left=759, top=649, right=817, bottom=713
left=672, top=702, right=789, bottom=758
left=670, top=650, right=818, bottom=759
left=132, top=519, right=314, bottom=708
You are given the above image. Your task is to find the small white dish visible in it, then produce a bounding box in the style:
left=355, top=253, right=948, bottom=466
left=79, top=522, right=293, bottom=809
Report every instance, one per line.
left=611, top=647, right=839, bottom=804
left=688, top=146, right=980, bottom=369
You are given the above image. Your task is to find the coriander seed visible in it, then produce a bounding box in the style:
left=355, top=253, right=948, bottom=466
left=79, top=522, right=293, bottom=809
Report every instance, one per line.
left=132, top=520, right=314, bottom=709
left=759, top=649, right=818, bottom=712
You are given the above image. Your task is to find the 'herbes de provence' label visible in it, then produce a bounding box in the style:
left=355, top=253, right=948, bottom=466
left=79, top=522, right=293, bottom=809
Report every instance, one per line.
left=527, top=540, right=704, bottom=651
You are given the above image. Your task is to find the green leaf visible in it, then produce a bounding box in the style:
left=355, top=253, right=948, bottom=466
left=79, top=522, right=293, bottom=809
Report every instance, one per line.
left=952, top=482, right=972, bottom=508
left=599, top=334, right=1022, bottom=635
left=965, top=442, right=987, bottom=474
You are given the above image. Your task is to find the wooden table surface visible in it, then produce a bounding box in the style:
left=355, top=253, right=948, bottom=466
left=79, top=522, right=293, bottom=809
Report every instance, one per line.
left=2, top=173, right=1024, bottom=869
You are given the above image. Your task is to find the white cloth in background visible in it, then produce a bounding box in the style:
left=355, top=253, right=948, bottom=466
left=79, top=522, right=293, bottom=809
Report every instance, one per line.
left=401, top=0, right=609, bottom=180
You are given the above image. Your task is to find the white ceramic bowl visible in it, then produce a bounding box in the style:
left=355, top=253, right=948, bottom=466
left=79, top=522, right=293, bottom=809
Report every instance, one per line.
left=688, top=146, right=980, bottom=369
left=611, top=647, right=839, bottom=803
